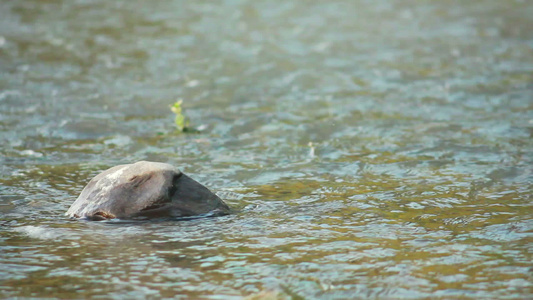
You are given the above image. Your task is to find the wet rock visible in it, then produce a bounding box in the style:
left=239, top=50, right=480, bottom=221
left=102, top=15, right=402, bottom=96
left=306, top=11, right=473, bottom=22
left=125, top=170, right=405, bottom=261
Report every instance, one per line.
left=66, top=161, right=230, bottom=220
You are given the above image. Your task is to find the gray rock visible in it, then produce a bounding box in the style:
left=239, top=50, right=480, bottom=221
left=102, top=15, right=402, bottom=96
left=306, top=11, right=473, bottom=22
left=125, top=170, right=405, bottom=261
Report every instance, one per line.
left=66, top=161, right=230, bottom=220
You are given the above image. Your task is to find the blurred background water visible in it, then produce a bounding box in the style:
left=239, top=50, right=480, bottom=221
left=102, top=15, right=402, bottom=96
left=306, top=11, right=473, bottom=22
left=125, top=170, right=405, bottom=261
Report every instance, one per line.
left=0, top=0, right=532, bottom=299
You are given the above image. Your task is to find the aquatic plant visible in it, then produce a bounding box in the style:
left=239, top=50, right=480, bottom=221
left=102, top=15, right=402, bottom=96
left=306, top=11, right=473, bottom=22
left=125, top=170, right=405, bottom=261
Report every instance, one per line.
left=170, top=100, right=189, bottom=132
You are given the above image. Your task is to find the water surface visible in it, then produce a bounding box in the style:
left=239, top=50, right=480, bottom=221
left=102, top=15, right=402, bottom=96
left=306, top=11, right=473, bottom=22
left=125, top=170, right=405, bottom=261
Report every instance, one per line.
left=1, top=0, right=532, bottom=298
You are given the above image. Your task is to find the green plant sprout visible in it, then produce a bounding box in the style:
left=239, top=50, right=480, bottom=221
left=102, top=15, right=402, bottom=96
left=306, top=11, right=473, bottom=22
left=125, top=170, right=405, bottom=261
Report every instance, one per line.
left=170, top=100, right=190, bottom=132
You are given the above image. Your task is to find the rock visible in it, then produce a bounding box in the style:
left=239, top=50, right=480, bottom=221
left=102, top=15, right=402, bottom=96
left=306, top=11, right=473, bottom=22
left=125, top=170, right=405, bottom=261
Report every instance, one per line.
left=66, top=161, right=230, bottom=220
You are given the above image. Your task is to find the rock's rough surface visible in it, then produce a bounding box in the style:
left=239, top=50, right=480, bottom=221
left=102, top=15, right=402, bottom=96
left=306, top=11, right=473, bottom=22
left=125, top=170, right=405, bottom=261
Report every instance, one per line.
left=66, top=161, right=230, bottom=220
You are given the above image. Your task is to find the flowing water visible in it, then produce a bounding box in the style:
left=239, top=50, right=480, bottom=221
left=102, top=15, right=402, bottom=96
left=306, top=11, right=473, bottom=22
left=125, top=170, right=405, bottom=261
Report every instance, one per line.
left=1, top=0, right=532, bottom=299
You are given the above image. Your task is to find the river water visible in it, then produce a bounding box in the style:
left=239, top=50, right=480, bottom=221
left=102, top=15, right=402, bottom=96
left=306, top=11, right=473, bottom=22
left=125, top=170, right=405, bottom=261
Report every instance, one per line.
left=1, top=0, right=532, bottom=299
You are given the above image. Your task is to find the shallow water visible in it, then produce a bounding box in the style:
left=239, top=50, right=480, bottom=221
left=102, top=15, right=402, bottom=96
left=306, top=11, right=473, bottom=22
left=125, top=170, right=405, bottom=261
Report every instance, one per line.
left=1, top=0, right=532, bottom=298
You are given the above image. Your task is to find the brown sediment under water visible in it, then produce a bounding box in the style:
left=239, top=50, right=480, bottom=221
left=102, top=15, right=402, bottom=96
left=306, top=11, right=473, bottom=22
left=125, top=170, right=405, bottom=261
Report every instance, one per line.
left=0, top=0, right=532, bottom=299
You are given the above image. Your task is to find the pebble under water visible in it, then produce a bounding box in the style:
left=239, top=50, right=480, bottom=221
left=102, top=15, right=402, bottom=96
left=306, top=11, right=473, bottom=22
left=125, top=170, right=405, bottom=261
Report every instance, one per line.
left=0, top=0, right=532, bottom=299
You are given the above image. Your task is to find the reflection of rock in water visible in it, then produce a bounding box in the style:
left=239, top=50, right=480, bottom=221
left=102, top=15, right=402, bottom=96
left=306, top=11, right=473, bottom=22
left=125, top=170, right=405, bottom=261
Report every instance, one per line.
left=66, top=161, right=230, bottom=220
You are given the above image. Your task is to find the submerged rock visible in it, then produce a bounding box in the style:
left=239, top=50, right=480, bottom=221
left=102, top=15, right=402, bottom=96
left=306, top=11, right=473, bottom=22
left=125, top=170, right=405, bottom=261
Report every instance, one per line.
left=66, top=161, right=230, bottom=220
